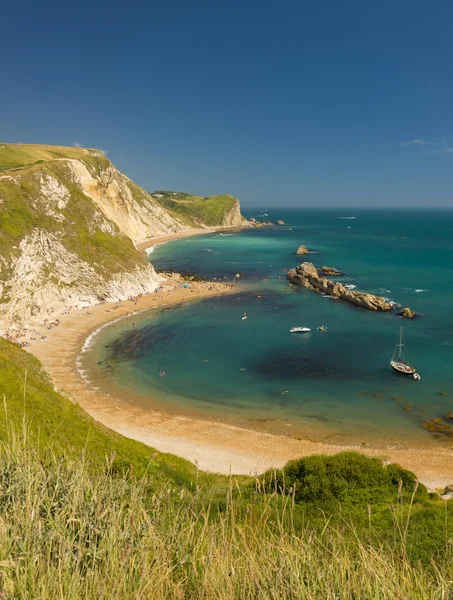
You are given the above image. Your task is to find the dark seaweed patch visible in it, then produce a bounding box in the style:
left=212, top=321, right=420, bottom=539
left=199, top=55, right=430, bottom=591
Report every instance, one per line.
left=106, top=323, right=175, bottom=362
left=253, top=350, right=353, bottom=381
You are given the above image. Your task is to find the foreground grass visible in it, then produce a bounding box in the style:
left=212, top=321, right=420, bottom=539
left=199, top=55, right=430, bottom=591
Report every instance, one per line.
left=0, top=429, right=452, bottom=599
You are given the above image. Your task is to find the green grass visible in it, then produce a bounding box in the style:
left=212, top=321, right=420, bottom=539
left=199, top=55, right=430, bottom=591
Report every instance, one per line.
left=0, top=143, right=101, bottom=172
left=152, top=190, right=238, bottom=226
left=0, top=427, right=452, bottom=598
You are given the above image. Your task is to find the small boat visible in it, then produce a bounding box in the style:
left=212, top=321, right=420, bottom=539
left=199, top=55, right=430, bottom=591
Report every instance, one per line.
left=390, top=327, right=418, bottom=377
left=344, top=284, right=356, bottom=290
left=290, top=327, right=311, bottom=333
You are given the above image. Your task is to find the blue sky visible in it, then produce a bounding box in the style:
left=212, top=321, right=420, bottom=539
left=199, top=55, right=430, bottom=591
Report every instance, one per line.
left=2, top=0, right=453, bottom=207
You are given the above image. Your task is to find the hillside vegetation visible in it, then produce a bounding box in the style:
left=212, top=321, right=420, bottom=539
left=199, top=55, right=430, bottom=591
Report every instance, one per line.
left=0, top=338, right=452, bottom=597
left=152, top=190, right=247, bottom=227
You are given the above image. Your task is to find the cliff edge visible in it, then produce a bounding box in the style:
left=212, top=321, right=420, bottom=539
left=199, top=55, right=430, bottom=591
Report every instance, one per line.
left=0, top=143, right=248, bottom=331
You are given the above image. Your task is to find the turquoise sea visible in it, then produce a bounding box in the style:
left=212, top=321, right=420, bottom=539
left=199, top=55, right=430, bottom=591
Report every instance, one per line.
left=82, top=209, right=453, bottom=447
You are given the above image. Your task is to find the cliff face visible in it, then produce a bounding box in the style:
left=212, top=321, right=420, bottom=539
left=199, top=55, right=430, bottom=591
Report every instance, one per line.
left=65, top=159, right=186, bottom=243
left=0, top=144, right=248, bottom=332
left=221, top=198, right=249, bottom=227
left=5, top=230, right=160, bottom=327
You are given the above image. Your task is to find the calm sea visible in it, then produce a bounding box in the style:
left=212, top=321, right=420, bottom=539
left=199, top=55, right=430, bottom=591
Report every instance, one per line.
left=82, top=209, right=453, bottom=447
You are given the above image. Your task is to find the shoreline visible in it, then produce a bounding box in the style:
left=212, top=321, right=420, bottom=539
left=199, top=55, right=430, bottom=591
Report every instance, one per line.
left=12, top=227, right=451, bottom=492
left=136, top=225, right=248, bottom=254
left=21, top=279, right=453, bottom=490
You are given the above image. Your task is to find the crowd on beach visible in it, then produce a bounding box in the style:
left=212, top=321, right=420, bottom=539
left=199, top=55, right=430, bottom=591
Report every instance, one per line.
left=2, top=277, right=237, bottom=349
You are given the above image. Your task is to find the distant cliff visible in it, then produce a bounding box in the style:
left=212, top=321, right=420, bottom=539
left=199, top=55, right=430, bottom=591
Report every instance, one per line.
left=150, top=191, right=248, bottom=228
left=0, top=143, right=248, bottom=331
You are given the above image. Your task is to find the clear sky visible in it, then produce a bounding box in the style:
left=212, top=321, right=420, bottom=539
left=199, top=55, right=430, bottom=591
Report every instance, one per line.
left=2, top=0, right=453, bottom=207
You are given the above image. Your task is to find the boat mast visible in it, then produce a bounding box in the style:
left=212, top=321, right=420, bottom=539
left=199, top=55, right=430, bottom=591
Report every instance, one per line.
left=397, top=326, right=404, bottom=361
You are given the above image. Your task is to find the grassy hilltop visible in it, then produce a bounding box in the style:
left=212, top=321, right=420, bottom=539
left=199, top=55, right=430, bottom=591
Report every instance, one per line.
left=0, top=337, right=452, bottom=597
left=152, top=190, right=245, bottom=227
left=0, top=143, right=98, bottom=172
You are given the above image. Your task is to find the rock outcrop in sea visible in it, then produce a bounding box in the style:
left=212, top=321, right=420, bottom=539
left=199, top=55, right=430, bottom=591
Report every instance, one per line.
left=287, top=262, right=393, bottom=311
left=398, top=307, right=417, bottom=319
left=296, top=245, right=310, bottom=255
left=248, top=218, right=273, bottom=227
left=318, top=265, right=342, bottom=275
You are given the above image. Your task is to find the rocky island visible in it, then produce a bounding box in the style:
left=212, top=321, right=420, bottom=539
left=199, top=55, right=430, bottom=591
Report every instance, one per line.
left=288, top=262, right=417, bottom=316
left=296, top=245, right=310, bottom=255
left=287, top=262, right=393, bottom=311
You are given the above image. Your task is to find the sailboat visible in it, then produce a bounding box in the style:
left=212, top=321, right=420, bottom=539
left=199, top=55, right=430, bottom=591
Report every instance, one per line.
left=390, top=327, right=418, bottom=377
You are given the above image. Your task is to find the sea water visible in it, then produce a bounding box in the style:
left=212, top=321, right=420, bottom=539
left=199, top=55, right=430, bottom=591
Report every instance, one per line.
left=83, top=209, right=453, bottom=447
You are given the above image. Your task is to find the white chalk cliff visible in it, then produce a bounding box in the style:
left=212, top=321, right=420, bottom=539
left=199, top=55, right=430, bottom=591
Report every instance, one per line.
left=0, top=144, right=247, bottom=332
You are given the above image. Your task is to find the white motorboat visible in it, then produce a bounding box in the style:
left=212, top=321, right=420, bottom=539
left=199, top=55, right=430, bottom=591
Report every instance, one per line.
left=290, top=327, right=311, bottom=333
left=344, top=284, right=356, bottom=290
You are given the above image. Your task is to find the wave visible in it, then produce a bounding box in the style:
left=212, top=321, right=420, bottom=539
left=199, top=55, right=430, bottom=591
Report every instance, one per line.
left=384, top=299, right=402, bottom=308
left=81, top=314, right=127, bottom=354
left=415, top=289, right=429, bottom=293
left=334, top=216, right=356, bottom=220
left=145, top=241, right=168, bottom=256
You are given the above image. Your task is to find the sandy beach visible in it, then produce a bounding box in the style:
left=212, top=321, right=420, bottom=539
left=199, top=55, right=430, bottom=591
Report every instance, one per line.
left=19, top=258, right=452, bottom=491
left=136, top=226, right=244, bottom=253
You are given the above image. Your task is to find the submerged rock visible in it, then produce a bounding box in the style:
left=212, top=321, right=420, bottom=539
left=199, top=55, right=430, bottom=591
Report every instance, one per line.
left=422, top=417, right=453, bottom=437
left=296, top=245, right=310, bottom=255
left=287, top=262, right=392, bottom=312
left=275, top=220, right=285, bottom=225
left=399, top=307, right=416, bottom=319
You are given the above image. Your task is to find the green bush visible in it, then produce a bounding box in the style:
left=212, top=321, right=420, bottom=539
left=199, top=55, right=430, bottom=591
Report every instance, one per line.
left=264, top=451, right=428, bottom=506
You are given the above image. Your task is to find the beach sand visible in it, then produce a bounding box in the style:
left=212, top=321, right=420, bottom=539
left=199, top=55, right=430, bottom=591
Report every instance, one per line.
left=21, top=270, right=453, bottom=492
left=136, top=226, right=243, bottom=253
